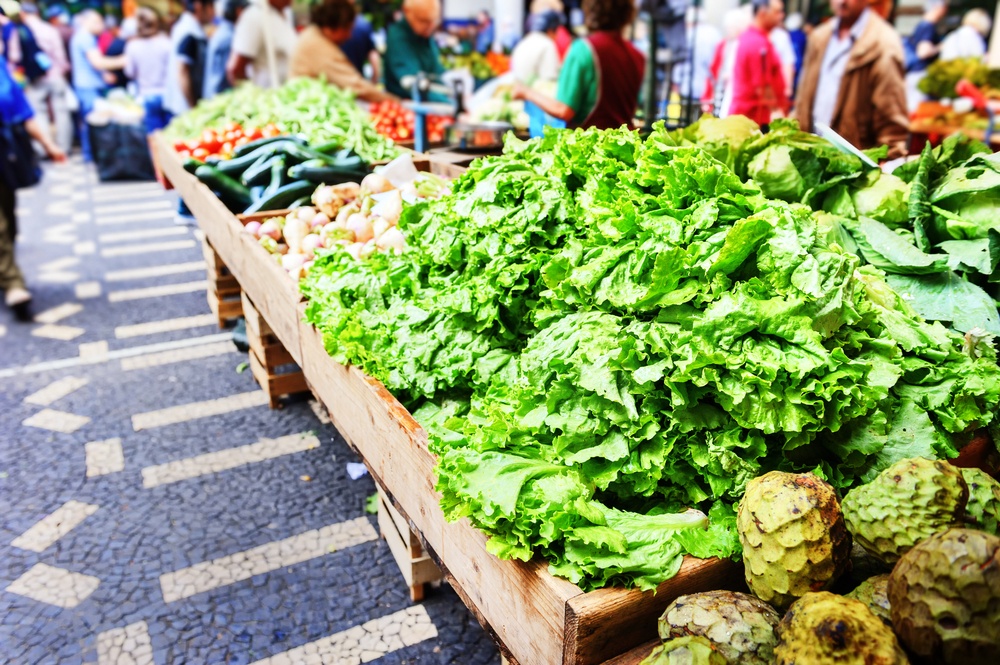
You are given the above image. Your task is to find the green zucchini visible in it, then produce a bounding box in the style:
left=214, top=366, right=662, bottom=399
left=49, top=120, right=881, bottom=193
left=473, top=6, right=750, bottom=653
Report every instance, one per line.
left=287, top=160, right=369, bottom=184
left=232, top=134, right=306, bottom=158
left=182, top=158, right=205, bottom=174
left=216, top=145, right=282, bottom=177
left=241, top=154, right=282, bottom=187
left=263, top=157, right=288, bottom=198
left=194, top=165, right=253, bottom=211
left=244, top=180, right=316, bottom=214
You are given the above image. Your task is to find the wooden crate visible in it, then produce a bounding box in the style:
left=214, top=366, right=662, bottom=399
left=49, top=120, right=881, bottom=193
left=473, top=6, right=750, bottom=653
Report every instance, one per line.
left=243, top=292, right=308, bottom=408
left=201, top=238, right=242, bottom=327
left=152, top=133, right=305, bottom=364
left=376, top=487, right=443, bottom=602
left=297, top=309, right=743, bottom=665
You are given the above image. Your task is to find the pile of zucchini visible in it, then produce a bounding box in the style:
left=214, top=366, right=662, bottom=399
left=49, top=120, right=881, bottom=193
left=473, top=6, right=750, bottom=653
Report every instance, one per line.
left=183, top=136, right=370, bottom=214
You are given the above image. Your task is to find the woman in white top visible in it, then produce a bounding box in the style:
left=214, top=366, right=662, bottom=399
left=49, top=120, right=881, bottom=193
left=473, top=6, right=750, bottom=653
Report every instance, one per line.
left=938, top=9, right=992, bottom=62
left=123, top=7, right=172, bottom=132
left=510, top=11, right=561, bottom=84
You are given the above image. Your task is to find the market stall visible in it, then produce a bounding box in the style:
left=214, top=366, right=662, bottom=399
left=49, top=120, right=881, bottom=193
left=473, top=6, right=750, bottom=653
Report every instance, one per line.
left=153, top=77, right=1000, bottom=665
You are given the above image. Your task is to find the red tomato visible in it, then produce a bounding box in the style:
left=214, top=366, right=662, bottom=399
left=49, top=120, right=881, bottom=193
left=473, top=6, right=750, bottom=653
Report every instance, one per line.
left=192, top=147, right=210, bottom=160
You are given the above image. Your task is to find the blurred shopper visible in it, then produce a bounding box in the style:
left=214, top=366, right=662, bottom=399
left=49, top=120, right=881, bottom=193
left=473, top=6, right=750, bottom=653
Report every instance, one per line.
left=227, top=0, right=296, bottom=88
left=729, top=0, right=789, bottom=129
left=45, top=3, right=71, bottom=47
left=204, top=0, right=247, bottom=98
left=20, top=2, right=72, bottom=154
left=510, top=10, right=561, bottom=84
left=97, top=14, right=117, bottom=54
left=383, top=0, right=446, bottom=101
left=904, top=0, right=947, bottom=112
left=125, top=7, right=172, bottom=133
left=702, top=7, right=752, bottom=117
left=290, top=0, right=396, bottom=102
left=673, top=6, right=721, bottom=103
left=103, top=15, right=133, bottom=89
left=786, top=12, right=807, bottom=81
left=513, top=0, right=644, bottom=130
left=339, top=9, right=380, bottom=82
left=165, top=0, right=214, bottom=116
left=1, top=51, right=66, bottom=320
left=770, top=20, right=795, bottom=97
left=795, top=0, right=908, bottom=158
left=531, top=0, right=573, bottom=60
left=70, top=9, right=125, bottom=161
left=938, top=9, right=992, bottom=62
left=475, top=10, right=493, bottom=54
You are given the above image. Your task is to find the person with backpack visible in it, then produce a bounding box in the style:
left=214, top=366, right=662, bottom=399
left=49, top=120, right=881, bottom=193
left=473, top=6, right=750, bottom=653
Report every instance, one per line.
left=0, top=49, right=66, bottom=321
left=19, top=2, right=73, bottom=155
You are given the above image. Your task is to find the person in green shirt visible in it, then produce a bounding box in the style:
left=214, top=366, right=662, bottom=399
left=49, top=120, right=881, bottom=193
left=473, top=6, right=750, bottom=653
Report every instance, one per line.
left=383, top=0, right=448, bottom=102
left=515, top=0, right=644, bottom=130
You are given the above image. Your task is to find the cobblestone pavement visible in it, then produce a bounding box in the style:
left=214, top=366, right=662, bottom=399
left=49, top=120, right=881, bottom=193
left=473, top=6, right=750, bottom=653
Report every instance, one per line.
left=0, top=160, right=500, bottom=665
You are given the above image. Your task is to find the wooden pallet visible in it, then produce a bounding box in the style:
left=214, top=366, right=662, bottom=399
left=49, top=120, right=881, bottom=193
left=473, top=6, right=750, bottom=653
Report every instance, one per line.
left=243, top=292, right=308, bottom=408
left=202, top=238, right=242, bottom=327
left=376, top=487, right=443, bottom=602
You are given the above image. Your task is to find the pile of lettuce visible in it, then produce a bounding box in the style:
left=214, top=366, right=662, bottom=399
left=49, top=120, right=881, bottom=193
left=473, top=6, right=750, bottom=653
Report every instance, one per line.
left=676, top=118, right=1000, bottom=336
left=302, top=123, right=1000, bottom=591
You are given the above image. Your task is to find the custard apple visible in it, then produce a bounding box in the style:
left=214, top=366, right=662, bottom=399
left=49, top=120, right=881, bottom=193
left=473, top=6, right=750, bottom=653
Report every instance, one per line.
left=845, top=574, right=891, bottom=625
left=959, top=467, right=1000, bottom=535
left=737, top=471, right=852, bottom=609
left=842, top=457, right=968, bottom=563
left=659, top=590, right=780, bottom=665
left=641, top=636, right=727, bottom=665
left=774, top=592, right=909, bottom=664
left=888, top=528, right=1000, bottom=664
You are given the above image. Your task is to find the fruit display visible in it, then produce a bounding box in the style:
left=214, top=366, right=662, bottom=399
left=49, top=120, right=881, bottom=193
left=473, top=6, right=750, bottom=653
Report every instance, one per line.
left=369, top=100, right=451, bottom=143
left=165, top=77, right=399, bottom=164
left=844, top=574, right=892, bottom=625
left=774, top=592, right=909, bottom=664
left=641, top=636, right=727, bottom=665
left=916, top=57, right=1000, bottom=100
left=440, top=51, right=497, bottom=80
left=737, top=472, right=852, bottom=609
left=959, top=467, right=1000, bottom=535
left=658, top=591, right=780, bottom=665
left=842, top=458, right=969, bottom=564
left=888, top=528, right=1000, bottom=664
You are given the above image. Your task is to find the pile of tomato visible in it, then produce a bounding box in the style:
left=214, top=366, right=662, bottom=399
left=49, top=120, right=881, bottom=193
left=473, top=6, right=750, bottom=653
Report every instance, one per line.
left=173, top=122, right=283, bottom=161
left=370, top=101, right=450, bottom=144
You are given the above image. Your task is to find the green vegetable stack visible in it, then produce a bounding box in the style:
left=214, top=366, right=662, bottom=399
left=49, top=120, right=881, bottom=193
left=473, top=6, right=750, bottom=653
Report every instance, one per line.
left=302, top=123, right=1000, bottom=591
left=166, top=78, right=399, bottom=164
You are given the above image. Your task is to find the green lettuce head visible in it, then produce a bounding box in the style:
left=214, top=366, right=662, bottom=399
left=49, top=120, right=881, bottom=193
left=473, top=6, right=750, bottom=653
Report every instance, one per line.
left=747, top=145, right=811, bottom=202
left=850, top=171, right=910, bottom=228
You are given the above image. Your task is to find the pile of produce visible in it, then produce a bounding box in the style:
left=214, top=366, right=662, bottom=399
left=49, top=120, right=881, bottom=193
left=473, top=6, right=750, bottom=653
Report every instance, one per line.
left=172, top=122, right=279, bottom=161
left=642, top=459, right=1000, bottom=664
left=670, top=117, right=1000, bottom=335
left=369, top=100, right=451, bottom=143
left=468, top=85, right=529, bottom=130
left=244, top=161, right=449, bottom=278
left=917, top=57, right=1000, bottom=100
left=183, top=135, right=371, bottom=214
left=165, top=78, right=399, bottom=164
left=301, top=122, right=1000, bottom=591
left=441, top=51, right=502, bottom=80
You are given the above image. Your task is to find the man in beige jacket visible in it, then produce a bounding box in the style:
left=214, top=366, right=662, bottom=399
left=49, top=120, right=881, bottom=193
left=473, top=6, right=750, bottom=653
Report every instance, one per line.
left=795, top=0, right=909, bottom=158
left=290, top=0, right=397, bottom=103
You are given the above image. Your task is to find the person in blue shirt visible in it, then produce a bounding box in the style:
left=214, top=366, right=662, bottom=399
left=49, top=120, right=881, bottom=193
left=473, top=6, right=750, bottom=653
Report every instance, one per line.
left=0, top=53, right=66, bottom=320
left=339, top=11, right=380, bottom=82
left=475, top=10, right=494, bottom=54
left=204, top=0, right=247, bottom=99
left=69, top=9, right=125, bottom=161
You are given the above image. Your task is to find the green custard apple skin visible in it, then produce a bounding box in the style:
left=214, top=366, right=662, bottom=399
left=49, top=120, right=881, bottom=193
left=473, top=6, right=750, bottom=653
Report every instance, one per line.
left=888, top=528, right=1000, bottom=664
left=845, top=574, right=892, bottom=625
left=659, top=590, right=781, bottom=665
left=842, top=457, right=968, bottom=564
left=737, top=471, right=852, bottom=609
left=774, top=591, right=910, bottom=665
left=640, top=636, right=728, bottom=665
left=959, top=467, right=1000, bottom=535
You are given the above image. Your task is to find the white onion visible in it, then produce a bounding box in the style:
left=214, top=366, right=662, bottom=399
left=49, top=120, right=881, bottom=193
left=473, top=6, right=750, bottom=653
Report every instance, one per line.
left=345, top=242, right=363, bottom=260
left=301, top=234, right=323, bottom=257
left=295, top=206, right=317, bottom=221
left=259, top=220, right=282, bottom=241
left=243, top=221, right=262, bottom=238
left=371, top=216, right=391, bottom=241
left=346, top=213, right=374, bottom=243
left=372, top=190, right=403, bottom=225
left=310, top=212, right=330, bottom=229
left=281, top=252, right=307, bottom=275
left=361, top=173, right=393, bottom=195
left=359, top=239, right=377, bottom=259
left=376, top=226, right=405, bottom=253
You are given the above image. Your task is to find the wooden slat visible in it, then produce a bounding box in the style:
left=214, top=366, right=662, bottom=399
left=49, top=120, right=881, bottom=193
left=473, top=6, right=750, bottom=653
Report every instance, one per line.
left=248, top=347, right=308, bottom=408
